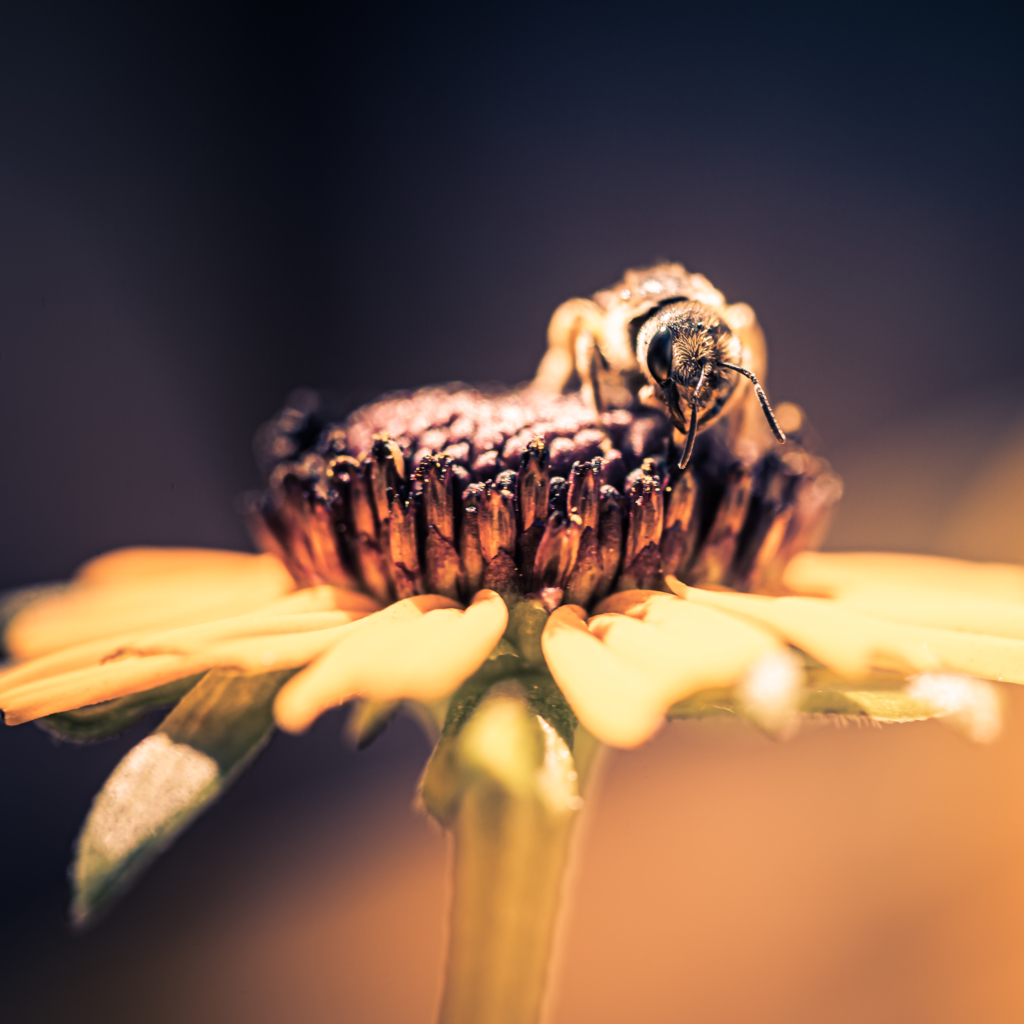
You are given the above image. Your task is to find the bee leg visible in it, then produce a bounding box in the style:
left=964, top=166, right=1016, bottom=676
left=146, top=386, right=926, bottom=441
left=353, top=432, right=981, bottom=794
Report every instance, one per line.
left=532, top=297, right=605, bottom=400
left=575, top=331, right=607, bottom=412
left=675, top=362, right=711, bottom=471
left=658, top=380, right=695, bottom=466
left=677, top=398, right=701, bottom=471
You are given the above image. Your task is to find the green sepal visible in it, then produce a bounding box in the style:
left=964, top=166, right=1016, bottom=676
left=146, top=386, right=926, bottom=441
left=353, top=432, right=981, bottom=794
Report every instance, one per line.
left=671, top=679, right=942, bottom=729
left=667, top=687, right=738, bottom=719
left=444, top=603, right=575, bottom=745
left=505, top=598, right=548, bottom=668
left=421, top=676, right=580, bottom=820
left=420, top=733, right=463, bottom=824
left=798, top=661, right=938, bottom=722
left=343, top=698, right=399, bottom=749
left=71, top=667, right=294, bottom=927
left=800, top=688, right=938, bottom=722
left=36, top=675, right=204, bottom=743
left=443, top=665, right=576, bottom=749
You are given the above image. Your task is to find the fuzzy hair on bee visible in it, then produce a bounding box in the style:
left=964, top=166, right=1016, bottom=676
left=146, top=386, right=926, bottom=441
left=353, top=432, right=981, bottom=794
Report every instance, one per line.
left=532, top=262, right=786, bottom=469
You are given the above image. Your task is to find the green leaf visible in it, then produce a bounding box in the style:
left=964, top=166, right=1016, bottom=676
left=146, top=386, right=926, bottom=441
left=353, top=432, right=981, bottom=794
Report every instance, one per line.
left=71, top=667, right=294, bottom=926
left=36, top=675, right=204, bottom=743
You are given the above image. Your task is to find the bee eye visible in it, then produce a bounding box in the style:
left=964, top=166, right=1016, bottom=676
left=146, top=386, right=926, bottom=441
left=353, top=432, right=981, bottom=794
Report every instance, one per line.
left=646, top=330, right=673, bottom=383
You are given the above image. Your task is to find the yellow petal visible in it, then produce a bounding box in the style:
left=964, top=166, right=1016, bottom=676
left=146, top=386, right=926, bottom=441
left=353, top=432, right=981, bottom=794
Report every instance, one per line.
left=188, top=625, right=359, bottom=674
left=258, top=585, right=381, bottom=615
left=891, top=624, right=1024, bottom=684
left=117, top=610, right=368, bottom=658
left=667, top=578, right=937, bottom=677
left=74, top=546, right=269, bottom=584
left=274, top=591, right=508, bottom=734
left=0, top=629, right=161, bottom=696
left=1, top=655, right=212, bottom=725
left=541, top=598, right=781, bottom=749
left=668, top=577, right=1024, bottom=684
left=3, top=617, right=377, bottom=724
left=831, top=588, right=1024, bottom=641
left=784, top=550, right=1024, bottom=603
left=0, top=588, right=378, bottom=697
left=540, top=606, right=661, bottom=748
left=5, top=552, right=296, bottom=660
left=593, top=589, right=677, bottom=616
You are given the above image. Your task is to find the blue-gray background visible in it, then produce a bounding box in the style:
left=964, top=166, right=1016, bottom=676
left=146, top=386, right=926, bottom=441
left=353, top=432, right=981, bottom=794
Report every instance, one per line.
left=4, top=4, right=1024, bottom=1022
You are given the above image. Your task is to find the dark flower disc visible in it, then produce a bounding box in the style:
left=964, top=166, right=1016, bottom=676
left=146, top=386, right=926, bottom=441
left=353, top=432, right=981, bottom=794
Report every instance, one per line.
left=249, top=385, right=841, bottom=610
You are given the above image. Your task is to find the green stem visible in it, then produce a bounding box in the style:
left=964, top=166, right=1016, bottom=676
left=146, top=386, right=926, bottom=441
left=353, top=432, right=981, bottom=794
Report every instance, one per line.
left=422, top=664, right=603, bottom=1024
left=440, top=769, right=579, bottom=1024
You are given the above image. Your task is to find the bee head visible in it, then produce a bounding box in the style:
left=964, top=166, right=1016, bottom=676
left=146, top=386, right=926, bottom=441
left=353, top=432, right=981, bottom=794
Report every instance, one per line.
left=637, top=300, right=741, bottom=428
left=636, top=299, right=786, bottom=470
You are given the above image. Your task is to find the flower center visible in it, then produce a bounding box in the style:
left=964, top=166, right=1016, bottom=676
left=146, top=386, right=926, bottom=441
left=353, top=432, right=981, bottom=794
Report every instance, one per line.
left=250, top=386, right=841, bottom=609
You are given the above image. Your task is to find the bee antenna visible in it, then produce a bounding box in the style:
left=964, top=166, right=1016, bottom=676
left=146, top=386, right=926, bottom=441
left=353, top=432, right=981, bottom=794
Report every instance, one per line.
left=718, top=361, right=787, bottom=444
left=677, top=361, right=710, bottom=471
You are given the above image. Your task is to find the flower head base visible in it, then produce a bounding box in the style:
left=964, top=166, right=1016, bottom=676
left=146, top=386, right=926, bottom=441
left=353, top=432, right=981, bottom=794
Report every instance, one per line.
left=250, top=386, right=841, bottom=609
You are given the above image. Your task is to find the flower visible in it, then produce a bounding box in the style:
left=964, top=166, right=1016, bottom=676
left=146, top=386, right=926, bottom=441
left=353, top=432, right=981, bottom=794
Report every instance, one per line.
left=5, top=384, right=1021, bottom=750
left=2, top=382, right=1020, bottom=1001
left=6, top=384, right=1014, bottom=748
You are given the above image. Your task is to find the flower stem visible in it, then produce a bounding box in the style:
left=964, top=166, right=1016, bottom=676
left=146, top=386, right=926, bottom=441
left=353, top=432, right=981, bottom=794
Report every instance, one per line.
left=439, top=770, right=579, bottom=1024
left=421, top=665, right=603, bottom=1024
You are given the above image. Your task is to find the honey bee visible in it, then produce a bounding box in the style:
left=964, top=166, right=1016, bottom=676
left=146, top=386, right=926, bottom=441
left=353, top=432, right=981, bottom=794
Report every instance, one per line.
left=532, top=262, right=786, bottom=468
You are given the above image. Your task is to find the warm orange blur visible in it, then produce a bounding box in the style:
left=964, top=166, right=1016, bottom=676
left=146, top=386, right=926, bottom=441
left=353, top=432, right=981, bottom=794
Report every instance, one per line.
left=12, top=701, right=1024, bottom=1023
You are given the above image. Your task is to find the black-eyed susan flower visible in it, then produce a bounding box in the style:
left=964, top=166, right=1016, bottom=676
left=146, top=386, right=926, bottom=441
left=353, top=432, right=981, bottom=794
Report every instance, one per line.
left=1, top=385, right=1017, bottom=1024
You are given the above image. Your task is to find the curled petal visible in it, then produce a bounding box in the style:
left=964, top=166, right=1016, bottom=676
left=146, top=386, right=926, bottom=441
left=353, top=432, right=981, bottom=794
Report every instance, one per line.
left=785, top=551, right=1024, bottom=604
left=541, top=599, right=781, bottom=748
left=274, top=591, right=509, bottom=734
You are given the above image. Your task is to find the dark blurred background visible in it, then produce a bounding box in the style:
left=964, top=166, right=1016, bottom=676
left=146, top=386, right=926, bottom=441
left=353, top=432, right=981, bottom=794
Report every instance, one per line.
left=5, top=3, right=1024, bottom=1022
